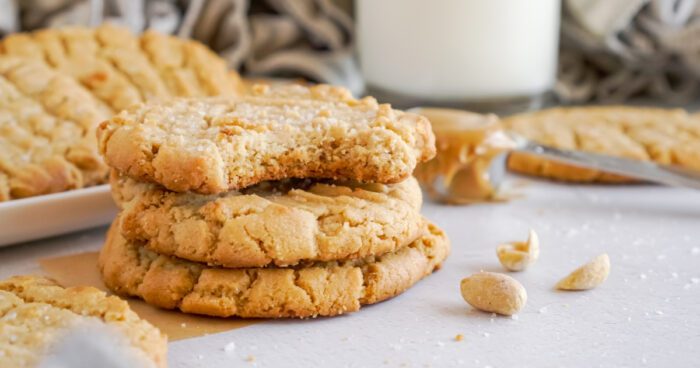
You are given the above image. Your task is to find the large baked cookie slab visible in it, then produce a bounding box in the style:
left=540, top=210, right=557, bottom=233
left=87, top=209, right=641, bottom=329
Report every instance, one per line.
left=0, top=275, right=166, bottom=367
left=112, top=172, right=424, bottom=268
left=99, top=219, right=449, bottom=319
left=1, top=24, right=243, bottom=113
left=97, top=84, right=436, bottom=193
left=0, top=56, right=109, bottom=201
left=504, top=106, right=700, bottom=183
left=0, top=24, right=243, bottom=202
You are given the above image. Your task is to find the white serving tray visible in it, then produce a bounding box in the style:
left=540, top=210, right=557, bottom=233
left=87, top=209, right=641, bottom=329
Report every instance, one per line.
left=0, top=185, right=118, bottom=247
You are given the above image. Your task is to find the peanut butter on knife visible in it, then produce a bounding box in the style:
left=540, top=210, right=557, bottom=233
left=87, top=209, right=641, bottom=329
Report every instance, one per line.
left=412, top=108, right=516, bottom=204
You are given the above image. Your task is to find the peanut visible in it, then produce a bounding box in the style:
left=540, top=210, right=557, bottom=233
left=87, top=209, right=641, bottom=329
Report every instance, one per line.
left=460, top=272, right=527, bottom=316
left=556, top=253, right=610, bottom=290
left=496, top=229, right=540, bottom=271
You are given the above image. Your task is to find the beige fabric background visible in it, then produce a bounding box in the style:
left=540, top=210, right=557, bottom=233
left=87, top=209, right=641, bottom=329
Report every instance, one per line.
left=559, top=0, right=700, bottom=103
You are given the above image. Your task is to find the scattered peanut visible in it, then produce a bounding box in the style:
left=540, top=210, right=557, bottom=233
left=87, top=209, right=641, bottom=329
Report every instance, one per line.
left=496, top=229, right=540, bottom=271
left=556, top=253, right=610, bottom=290
left=460, top=272, right=527, bottom=316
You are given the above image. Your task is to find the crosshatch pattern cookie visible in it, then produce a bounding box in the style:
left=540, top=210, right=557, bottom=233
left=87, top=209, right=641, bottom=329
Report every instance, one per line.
left=0, top=56, right=110, bottom=201
left=99, top=219, right=450, bottom=319
left=0, top=275, right=166, bottom=367
left=97, top=83, right=436, bottom=194
left=504, top=106, right=700, bottom=183
left=0, top=23, right=243, bottom=112
left=0, top=24, right=244, bottom=202
left=111, top=172, right=424, bottom=267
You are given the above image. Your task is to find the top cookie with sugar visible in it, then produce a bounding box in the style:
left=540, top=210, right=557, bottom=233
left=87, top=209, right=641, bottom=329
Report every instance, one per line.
left=98, top=84, right=435, bottom=193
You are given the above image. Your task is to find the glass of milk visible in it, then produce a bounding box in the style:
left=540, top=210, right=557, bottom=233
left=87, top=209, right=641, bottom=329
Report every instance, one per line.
left=356, top=0, right=561, bottom=112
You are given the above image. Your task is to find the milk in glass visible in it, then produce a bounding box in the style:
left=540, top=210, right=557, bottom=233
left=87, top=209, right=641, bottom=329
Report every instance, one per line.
left=356, top=0, right=561, bottom=107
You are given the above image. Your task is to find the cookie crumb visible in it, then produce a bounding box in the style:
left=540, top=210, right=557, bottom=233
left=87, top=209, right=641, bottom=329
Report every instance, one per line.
left=454, top=334, right=464, bottom=342
left=224, top=342, right=236, bottom=353
left=246, top=355, right=256, bottom=362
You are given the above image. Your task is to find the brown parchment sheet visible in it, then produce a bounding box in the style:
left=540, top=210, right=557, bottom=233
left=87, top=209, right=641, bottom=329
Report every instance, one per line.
left=39, top=252, right=259, bottom=341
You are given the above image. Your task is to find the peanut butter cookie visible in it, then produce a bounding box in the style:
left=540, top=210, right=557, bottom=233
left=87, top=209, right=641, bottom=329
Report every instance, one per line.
left=111, top=172, right=424, bottom=268
left=0, top=275, right=166, bottom=367
left=99, top=218, right=449, bottom=319
left=98, top=84, right=436, bottom=193
left=0, top=57, right=109, bottom=201
left=1, top=24, right=243, bottom=113
left=0, top=24, right=244, bottom=201
left=504, top=106, right=700, bottom=183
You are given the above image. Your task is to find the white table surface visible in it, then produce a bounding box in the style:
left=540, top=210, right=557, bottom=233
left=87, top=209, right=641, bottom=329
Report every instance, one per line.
left=2, top=175, right=699, bottom=368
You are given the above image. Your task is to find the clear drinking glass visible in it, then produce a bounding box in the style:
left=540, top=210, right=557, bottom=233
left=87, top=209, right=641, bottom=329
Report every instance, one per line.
left=356, top=0, right=561, bottom=114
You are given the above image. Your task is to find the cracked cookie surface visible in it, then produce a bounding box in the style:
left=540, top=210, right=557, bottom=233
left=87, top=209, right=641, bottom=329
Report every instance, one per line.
left=0, top=275, right=166, bottom=367
left=112, top=172, right=424, bottom=267
left=99, top=218, right=449, bottom=318
left=504, top=106, right=700, bottom=183
left=97, top=83, right=436, bottom=194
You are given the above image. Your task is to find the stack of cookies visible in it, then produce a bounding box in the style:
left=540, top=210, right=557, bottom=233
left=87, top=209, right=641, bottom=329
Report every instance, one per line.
left=96, top=84, right=450, bottom=318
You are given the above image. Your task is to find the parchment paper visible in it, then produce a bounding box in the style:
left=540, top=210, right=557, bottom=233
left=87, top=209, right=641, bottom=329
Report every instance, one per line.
left=40, top=252, right=259, bottom=341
